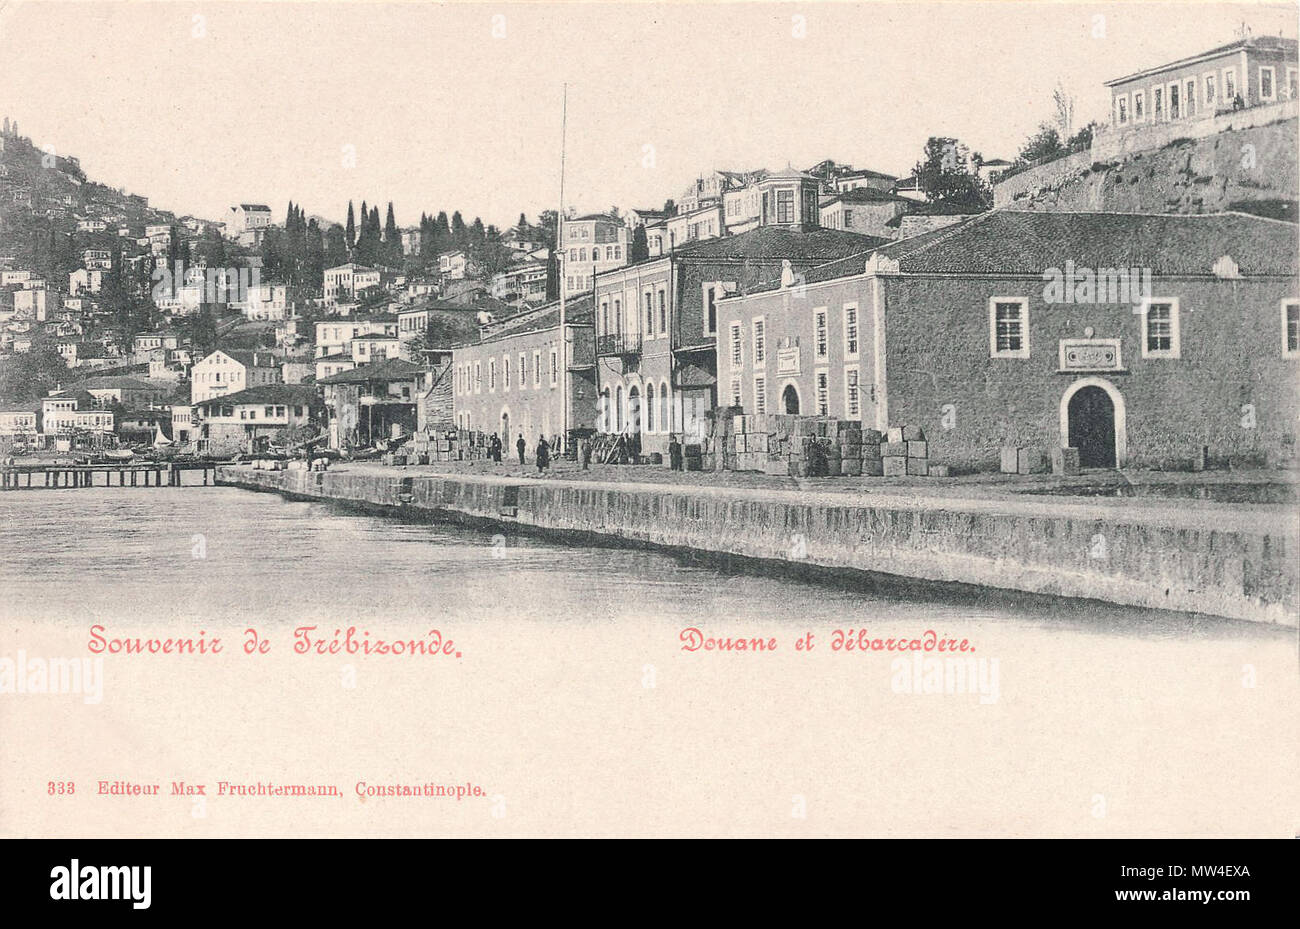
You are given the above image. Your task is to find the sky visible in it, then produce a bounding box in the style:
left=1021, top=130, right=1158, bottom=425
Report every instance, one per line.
left=0, top=1, right=1295, bottom=230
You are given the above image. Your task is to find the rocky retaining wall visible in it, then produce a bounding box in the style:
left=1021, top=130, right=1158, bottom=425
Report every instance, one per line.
left=218, top=467, right=1298, bottom=626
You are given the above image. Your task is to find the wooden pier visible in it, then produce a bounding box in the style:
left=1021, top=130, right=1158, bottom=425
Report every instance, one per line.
left=0, top=462, right=218, bottom=490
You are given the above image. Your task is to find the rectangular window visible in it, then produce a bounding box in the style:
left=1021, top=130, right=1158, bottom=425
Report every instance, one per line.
left=1141, top=298, right=1180, bottom=358
left=1116, top=94, right=1128, bottom=125
left=729, top=321, right=743, bottom=369
left=1282, top=300, right=1299, bottom=357
left=1288, top=68, right=1298, bottom=101
left=533, top=350, right=541, bottom=387
left=657, top=289, right=667, bottom=333
left=474, top=362, right=482, bottom=393
left=1168, top=82, right=1180, bottom=119
left=730, top=375, right=742, bottom=407
left=1260, top=66, right=1276, bottom=102
left=752, top=317, right=766, bottom=364
left=776, top=189, right=794, bottom=224
left=489, top=359, right=497, bottom=391
left=504, top=356, right=511, bottom=390
left=1204, top=73, right=1216, bottom=107
left=1133, top=90, right=1145, bottom=121
left=815, top=370, right=829, bottom=415
left=704, top=285, right=717, bottom=336
left=549, top=349, right=558, bottom=387
left=814, top=308, right=828, bottom=359
left=1185, top=78, right=1196, bottom=116
left=1223, top=67, right=1236, bottom=102
left=1153, top=86, right=1163, bottom=120
left=753, top=375, right=767, bottom=414
left=989, top=297, right=1029, bottom=358
left=844, top=366, right=860, bottom=418
left=519, top=353, right=527, bottom=390
left=644, top=292, right=654, bottom=336
left=843, top=302, right=859, bottom=358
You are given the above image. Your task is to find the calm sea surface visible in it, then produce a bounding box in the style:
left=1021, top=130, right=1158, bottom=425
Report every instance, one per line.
left=0, top=482, right=1283, bottom=642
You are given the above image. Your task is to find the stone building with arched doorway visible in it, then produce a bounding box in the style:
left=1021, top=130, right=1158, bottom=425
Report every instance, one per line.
left=715, top=210, right=1299, bottom=471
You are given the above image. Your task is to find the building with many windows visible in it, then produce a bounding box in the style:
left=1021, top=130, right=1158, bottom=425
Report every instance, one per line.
left=560, top=214, right=629, bottom=299
left=593, top=224, right=885, bottom=456
left=1106, top=34, right=1297, bottom=130
left=450, top=295, right=596, bottom=446
left=715, top=210, right=1299, bottom=471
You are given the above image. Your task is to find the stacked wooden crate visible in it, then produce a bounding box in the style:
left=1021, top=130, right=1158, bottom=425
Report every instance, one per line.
left=881, top=426, right=928, bottom=476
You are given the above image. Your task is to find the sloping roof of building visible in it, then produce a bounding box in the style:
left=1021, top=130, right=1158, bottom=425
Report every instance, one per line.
left=315, top=357, right=426, bottom=386
left=195, top=383, right=319, bottom=407
left=878, top=210, right=1299, bottom=276
left=1105, top=35, right=1298, bottom=86
left=822, top=187, right=914, bottom=206
left=671, top=225, right=890, bottom=261
left=464, top=294, right=595, bottom=348
left=237, top=204, right=272, bottom=212
left=742, top=211, right=1298, bottom=294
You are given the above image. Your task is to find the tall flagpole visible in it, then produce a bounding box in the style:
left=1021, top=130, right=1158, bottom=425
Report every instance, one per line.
left=557, top=84, right=568, bottom=450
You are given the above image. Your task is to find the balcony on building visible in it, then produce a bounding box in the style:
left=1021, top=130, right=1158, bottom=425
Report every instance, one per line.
left=596, top=332, right=642, bottom=357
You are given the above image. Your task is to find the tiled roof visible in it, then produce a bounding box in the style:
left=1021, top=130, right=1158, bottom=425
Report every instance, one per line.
left=466, top=294, right=595, bottom=347
left=877, top=210, right=1299, bottom=276
left=195, top=384, right=318, bottom=406
left=671, top=225, right=889, bottom=261
left=742, top=211, right=1298, bottom=294
left=822, top=188, right=913, bottom=206
left=1105, top=36, right=1298, bottom=86
left=316, top=358, right=426, bottom=385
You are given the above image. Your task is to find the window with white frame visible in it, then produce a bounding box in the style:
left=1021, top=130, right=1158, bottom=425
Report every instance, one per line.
left=1203, top=73, right=1216, bottom=107
left=1168, top=81, right=1180, bottom=119
left=1288, top=67, right=1298, bottom=100
left=474, top=362, right=482, bottom=393
left=1223, top=67, right=1237, bottom=102
left=1141, top=298, right=1180, bottom=358
left=519, top=353, right=527, bottom=390
left=1153, top=86, right=1163, bottom=120
left=1116, top=93, right=1129, bottom=125
left=1259, top=66, right=1276, bottom=102
left=1283, top=300, right=1299, bottom=357
left=729, top=321, right=743, bottom=369
left=988, top=297, right=1029, bottom=358
left=730, top=375, right=742, bottom=407
left=843, top=302, right=860, bottom=358
left=533, top=350, right=541, bottom=387
left=1133, top=89, right=1145, bottom=121
left=844, top=366, right=860, bottom=418
left=644, top=291, right=654, bottom=336
left=753, top=374, right=767, bottom=414
left=703, top=284, right=718, bottom=336
left=752, top=317, right=766, bottom=365
left=504, top=356, right=511, bottom=391
left=657, top=288, right=667, bottom=333
left=815, top=370, right=829, bottom=415
left=488, top=358, right=496, bottom=391
left=549, top=348, right=558, bottom=387
left=814, top=308, right=828, bottom=359
left=1185, top=78, right=1196, bottom=116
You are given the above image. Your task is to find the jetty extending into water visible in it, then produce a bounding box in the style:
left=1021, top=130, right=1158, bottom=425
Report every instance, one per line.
left=217, top=464, right=1298, bottom=626
left=0, top=461, right=218, bottom=490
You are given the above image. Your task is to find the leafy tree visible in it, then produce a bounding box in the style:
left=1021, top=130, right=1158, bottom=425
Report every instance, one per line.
left=0, top=349, right=68, bottom=402
left=913, top=136, right=988, bottom=204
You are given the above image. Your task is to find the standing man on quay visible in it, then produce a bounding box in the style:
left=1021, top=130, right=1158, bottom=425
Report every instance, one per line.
left=516, top=434, right=526, bottom=466
left=536, top=436, right=550, bottom=473
left=668, top=434, right=683, bottom=471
